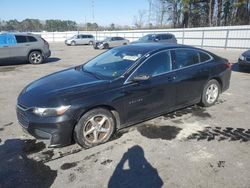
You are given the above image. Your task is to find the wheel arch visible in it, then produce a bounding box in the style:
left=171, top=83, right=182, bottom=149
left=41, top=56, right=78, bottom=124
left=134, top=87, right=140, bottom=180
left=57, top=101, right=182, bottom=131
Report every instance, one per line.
left=76, top=105, right=121, bottom=130
left=27, top=49, right=43, bottom=59
left=210, top=77, right=223, bottom=92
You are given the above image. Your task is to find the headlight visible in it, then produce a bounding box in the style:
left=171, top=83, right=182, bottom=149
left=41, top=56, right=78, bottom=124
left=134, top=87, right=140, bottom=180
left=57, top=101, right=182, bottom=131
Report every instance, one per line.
left=239, top=54, right=245, bottom=60
left=32, top=105, right=71, bottom=117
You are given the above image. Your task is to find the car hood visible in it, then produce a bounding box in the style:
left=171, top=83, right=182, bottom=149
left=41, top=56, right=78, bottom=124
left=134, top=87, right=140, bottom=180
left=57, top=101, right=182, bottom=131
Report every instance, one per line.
left=18, top=67, right=109, bottom=107
left=242, top=50, right=250, bottom=56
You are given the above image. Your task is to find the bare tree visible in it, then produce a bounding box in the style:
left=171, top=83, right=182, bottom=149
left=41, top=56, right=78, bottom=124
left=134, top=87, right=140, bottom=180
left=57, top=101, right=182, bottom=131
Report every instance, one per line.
left=133, top=10, right=147, bottom=29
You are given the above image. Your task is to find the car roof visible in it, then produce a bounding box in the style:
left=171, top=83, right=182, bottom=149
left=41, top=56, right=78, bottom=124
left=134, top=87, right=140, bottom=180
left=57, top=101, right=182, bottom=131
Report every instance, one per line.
left=117, top=43, right=196, bottom=54
left=2, top=32, right=39, bottom=37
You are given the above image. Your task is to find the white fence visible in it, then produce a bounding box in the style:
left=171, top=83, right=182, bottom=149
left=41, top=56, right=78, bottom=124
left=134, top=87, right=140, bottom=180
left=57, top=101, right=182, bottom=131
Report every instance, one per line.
left=34, top=25, right=250, bottom=49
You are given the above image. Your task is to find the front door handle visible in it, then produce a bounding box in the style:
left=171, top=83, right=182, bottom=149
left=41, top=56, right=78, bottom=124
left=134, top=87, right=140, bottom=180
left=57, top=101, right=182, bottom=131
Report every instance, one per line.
left=168, top=76, right=176, bottom=81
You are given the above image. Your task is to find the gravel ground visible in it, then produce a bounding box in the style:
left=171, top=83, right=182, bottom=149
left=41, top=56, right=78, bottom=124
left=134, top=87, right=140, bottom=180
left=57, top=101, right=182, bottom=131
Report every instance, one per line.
left=0, top=44, right=249, bottom=188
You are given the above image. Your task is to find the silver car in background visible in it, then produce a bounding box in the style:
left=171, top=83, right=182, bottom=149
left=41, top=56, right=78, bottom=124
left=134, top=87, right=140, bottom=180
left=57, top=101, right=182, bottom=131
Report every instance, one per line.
left=65, top=34, right=95, bottom=46
left=0, top=33, right=51, bottom=64
left=93, top=37, right=129, bottom=49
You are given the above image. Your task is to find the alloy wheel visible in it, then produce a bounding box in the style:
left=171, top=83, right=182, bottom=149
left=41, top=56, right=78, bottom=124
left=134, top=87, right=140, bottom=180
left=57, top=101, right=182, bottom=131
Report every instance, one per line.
left=30, top=53, right=42, bottom=64
left=206, top=83, right=219, bottom=104
left=83, top=115, right=111, bottom=144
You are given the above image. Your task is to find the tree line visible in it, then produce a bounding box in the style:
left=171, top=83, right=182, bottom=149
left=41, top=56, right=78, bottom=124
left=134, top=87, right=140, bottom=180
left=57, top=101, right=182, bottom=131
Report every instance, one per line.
left=0, top=19, right=129, bottom=32
left=1, top=0, right=249, bottom=32
left=0, top=19, right=78, bottom=32
left=134, top=0, right=250, bottom=28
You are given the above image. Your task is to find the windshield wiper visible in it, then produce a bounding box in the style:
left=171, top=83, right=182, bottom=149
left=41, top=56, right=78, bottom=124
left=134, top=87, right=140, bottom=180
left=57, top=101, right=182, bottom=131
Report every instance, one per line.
left=82, top=67, right=103, bottom=80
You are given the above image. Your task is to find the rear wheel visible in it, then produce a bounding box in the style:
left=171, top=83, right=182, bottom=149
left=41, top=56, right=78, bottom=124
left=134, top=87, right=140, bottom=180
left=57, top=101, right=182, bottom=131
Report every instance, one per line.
left=28, top=51, right=43, bottom=64
left=89, top=41, right=93, bottom=45
left=74, top=108, right=116, bottom=148
left=71, top=41, right=76, bottom=46
left=200, top=79, right=220, bottom=107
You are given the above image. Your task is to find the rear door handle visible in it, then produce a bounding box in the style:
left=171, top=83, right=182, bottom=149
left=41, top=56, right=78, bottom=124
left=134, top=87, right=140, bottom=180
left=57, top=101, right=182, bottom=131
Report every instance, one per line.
left=168, top=76, right=176, bottom=81
left=25, top=44, right=30, bottom=46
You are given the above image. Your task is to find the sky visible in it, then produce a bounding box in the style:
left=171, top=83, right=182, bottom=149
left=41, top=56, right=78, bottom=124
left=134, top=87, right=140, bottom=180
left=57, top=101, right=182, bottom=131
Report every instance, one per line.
left=0, top=0, right=149, bottom=26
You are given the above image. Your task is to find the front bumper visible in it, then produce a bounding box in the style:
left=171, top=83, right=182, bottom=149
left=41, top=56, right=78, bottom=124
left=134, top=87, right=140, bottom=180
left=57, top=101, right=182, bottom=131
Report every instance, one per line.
left=16, top=104, right=76, bottom=147
left=238, top=59, right=250, bottom=67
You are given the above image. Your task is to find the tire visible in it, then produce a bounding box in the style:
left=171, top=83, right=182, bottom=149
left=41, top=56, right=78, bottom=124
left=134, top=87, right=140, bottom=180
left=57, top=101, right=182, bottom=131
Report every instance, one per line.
left=71, top=41, right=76, bottom=46
left=200, top=79, right=220, bottom=107
left=28, top=51, right=43, bottom=64
left=103, top=43, right=109, bottom=49
left=74, top=108, right=116, bottom=148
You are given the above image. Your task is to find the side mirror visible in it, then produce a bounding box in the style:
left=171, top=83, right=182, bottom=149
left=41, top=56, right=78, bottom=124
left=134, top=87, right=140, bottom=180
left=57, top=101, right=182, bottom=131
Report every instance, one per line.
left=132, top=74, right=150, bottom=82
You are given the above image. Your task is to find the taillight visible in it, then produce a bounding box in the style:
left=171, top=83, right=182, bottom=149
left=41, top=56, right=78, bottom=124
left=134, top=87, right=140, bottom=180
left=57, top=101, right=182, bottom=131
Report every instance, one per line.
left=42, top=38, right=49, bottom=47
left=225, top=59, right=232, bottom=69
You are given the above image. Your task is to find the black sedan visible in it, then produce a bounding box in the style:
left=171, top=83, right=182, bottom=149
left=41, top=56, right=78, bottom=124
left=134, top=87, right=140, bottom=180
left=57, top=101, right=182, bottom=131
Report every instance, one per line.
left=16, top=43, right=231, bottom=148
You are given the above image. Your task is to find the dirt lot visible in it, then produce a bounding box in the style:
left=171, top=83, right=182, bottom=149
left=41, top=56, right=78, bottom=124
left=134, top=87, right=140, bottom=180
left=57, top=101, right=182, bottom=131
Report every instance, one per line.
left=0, top=44, right=249, bottom=188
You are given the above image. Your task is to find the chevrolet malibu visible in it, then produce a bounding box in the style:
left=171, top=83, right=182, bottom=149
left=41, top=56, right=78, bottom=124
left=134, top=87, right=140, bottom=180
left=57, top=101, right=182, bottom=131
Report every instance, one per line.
left=16, top=43, right=231, bottom=148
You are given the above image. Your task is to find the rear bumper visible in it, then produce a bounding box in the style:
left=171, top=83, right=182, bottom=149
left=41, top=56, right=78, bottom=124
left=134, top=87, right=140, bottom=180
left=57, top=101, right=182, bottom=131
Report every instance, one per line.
left=43, top=50, right=51, bottom=59
left=16, top=106, right=76, bottom=147
left=220, top=68, right=231, bottom=93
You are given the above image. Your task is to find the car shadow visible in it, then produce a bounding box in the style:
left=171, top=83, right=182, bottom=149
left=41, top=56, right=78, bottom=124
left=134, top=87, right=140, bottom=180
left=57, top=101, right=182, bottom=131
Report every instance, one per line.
left=0, top=57, right=61, bottom=66
left=0, top=139, right=57, bottom=188
left=108, top=145, right=163, bottom=188
left=231, top=63, right=250, bottom=73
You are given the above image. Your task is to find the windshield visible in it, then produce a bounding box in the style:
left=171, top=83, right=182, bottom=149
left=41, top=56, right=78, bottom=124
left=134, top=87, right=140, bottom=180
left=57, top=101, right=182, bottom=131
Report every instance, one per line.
left=139, top=34, right=155, bottom=41
left=70, top=35, right=77, bottom=39
left=82, top=48, right=144, bottom=79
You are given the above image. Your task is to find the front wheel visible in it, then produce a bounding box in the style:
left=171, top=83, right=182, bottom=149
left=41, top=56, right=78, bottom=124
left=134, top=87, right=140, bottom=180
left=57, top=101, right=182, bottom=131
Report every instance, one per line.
left=74, top=108, right=116, bottom=148
left=28, top=51, right=43, bottom=64
left=200, top=79, right=220, bottom=107
left=71, top=41, right=76, bottom=46
left=103, top=43, right=109, bottom=49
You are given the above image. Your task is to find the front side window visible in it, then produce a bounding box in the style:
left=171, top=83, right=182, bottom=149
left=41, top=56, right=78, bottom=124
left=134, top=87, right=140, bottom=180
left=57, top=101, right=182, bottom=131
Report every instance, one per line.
left=15, top=35, right=28, bottom=43
left=132, top=51, right=172, bottom=78
left=174, top=49, right=199, bottom=69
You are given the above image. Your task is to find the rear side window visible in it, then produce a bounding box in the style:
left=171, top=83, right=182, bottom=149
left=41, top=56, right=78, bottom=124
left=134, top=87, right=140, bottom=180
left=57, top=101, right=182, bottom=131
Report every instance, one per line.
left=27, top=36, right=37, bottom=42
left=199, top=52, right=211, bottom=62
left=174, top=49, right=199, bottom=69
left=134, top=51, right=172, bottom=77
left=161, top=34, right=172, bottom=40
left=15, top=35, right=28, bottom=43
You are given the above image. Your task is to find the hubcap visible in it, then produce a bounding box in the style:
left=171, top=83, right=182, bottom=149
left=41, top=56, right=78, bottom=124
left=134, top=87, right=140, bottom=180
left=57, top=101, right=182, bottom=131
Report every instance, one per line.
left=31, top=53, right=42, bottom=64
left=83, top=115, right=111, bottom=144
left=206, top=84, right=218, bottom=104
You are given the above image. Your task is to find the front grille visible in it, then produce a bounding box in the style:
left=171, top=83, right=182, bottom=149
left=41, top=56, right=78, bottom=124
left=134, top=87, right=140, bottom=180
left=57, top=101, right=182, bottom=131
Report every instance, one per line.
left=16, top=106, right=29, bottom=129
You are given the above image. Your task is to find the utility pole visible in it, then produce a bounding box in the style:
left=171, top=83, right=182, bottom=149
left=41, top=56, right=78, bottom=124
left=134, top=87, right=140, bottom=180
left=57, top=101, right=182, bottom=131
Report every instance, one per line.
left=92, top=0, right=95, bottom=23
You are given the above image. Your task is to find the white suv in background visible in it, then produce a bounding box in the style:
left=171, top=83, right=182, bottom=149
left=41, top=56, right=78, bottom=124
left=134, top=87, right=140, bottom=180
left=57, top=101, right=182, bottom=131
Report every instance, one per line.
left=65, top=34, right=95, bottom=46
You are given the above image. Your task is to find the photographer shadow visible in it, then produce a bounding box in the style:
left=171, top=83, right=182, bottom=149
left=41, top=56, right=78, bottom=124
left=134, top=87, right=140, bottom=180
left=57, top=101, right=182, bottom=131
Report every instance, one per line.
left=108, top=145, right=163, bottom=188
